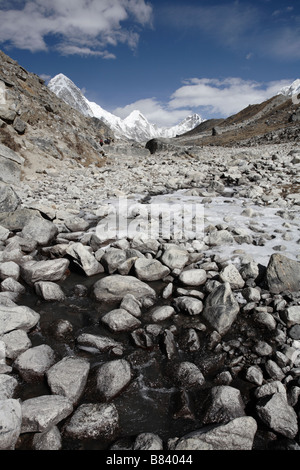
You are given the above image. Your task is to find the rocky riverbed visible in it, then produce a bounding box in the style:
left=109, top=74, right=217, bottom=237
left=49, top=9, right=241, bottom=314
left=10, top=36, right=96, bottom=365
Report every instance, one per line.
left=0, top=141, right=300, bottom=451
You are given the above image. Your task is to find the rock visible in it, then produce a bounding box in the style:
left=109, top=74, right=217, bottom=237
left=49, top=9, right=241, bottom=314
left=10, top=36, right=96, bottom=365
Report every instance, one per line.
left=77, top=333, right=124, bottom=356
left=1, top=277, right=26, bottom=295
left=13, top=117, right=27, bottom=134
left=1, top=329, right=31, bottom=360
left=245, top=365, right=264, bottom=386
left=101, top=308, right=141, bottom=332
left=65, top=242, right=103, bottom=276
left=20, top=259, right=70, bottom=286
left=282, top=306, right=300, bottom=327
left=0, top=143, right=24, bottom=184
left=46, top=356, right=90, bottom=405
left=264, top=253, right=300, bottom=294
left=21, top=395, right=73, bottom=433
left=63, top=403, right=119, bottom=441
left=256, top=392, right=298, bottom=439
left=96, top=359, right=132, bottom=400
left=0, top=375, right=18, bottom=399
left=151, top=305, right=175, bottom=322
left=134, top=258, right=170, bottom=281
left=173, top=296, right=203, bottom=316
left=14, top=344, right=56, bottom=382
left=0, top=208, right=41, bottom=231
left=133, top=433, right=163, bottom=450
left=34, top=281, right=65, bottom=301
left=93, top=274, right=156, bottom=303
left=179, top=269, right=207, bottom=286
left=0, top=224, right=9, bottom=241
left=21, top=217, right=58, bottom=246
left=0, top=261, right=20, bottom=281
left=120, top=294, right=142, bottom=318
left=0, top=399, right=22, bottom=450
left=219, top=264, right=245, bottom=289
left=64, top=216, right=89, bottom=232
left=161, top=245, right=189, bottom=271
left=207, top=230, right=234, bottom=246
left=0, top=182, right=20, bottom=212
left=101, top=248, right=127, bottom=274
left=203, top=282, right=240, bottom=335
left=0, top=303, right=40, bottom=335
left=174, top=362, right=205, bottom=389
left=32, top=426, right=62, bottom=451
left=202, top=385, right=246, bottom=424
left=173, top=416, right=257, bottom=451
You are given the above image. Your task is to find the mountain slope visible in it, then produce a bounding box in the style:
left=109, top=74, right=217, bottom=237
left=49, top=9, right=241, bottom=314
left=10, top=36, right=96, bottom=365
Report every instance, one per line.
left=48, top=74, right=203, bottom=142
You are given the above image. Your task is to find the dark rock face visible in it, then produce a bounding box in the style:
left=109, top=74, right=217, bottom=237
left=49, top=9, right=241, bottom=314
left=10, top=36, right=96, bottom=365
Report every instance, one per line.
left=264, top=253, right=300, bottom=294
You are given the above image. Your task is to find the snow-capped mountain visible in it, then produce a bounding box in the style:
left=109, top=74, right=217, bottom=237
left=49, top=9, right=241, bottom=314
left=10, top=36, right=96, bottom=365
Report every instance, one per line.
left=48, top=74, right=203, bottom=142
left=278, top=79, right=300, bottom=98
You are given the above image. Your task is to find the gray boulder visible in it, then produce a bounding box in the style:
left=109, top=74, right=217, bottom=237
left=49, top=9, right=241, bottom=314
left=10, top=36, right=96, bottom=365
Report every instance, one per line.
left=14, top=344, right=56, bottom=382
left=256, top=392, right=298, bottom=439
left=20, top=259, right=70, bottom=286
left=264, top=253, right=300, bottom=294
left=0, top=143, right=24, bottom=185
left=93, top=274, right=156, bottom=303
left=179, top=269, right=207, bottom=286
left=161, top=246, right=189, bottom=271
left=0, top=399, right=22, bottom=450
left=21, top=395, right=73, bottom=433
left=101, top=308, right=141, bottom=332
left=63, top=403, right=119, bottom=441
left=96, top=359, right=132, bottom=400
left=1, top=329, right=32, bottom=360
left=0, top=303, right=40, bottom=335
left=173, top=416, right=257, bottom=451
left=77, top=333, right=124, bottom=356
left=173, top=296, right=203, bottom=316
left=66, top=242, right=103, bottom=276
left=32, top=426, right=62, bottom=451
left=202, top=385, right=246, bottom=425
left=34, top=281, right=65, bottom=301
left=21, top=217, right=58, bottom=246
left=134, top=258, right=170, bottom=281
left=46, top=356, right=90, bottom=405
left=203, top=282, right=240, bottom=335
left=0, top=375, right=18, bottom=400
left=133, top=433, right=163, bottom=450
left=0, top=182, right=20, bottom=212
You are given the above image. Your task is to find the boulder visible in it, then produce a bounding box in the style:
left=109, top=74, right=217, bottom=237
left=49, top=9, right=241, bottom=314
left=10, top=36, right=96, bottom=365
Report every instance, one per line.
left=133, top=433, right=163, bottom=450
left=21, top=395, right=73, bottom=433
left=46, top=356, right=90, bottom=405
left=0, top=143, right=24, bottom=185
left=34, top=281, right=65, bottom=301
left=173, top=296, right=203, bottom=316
left=0, top=399, right=22, bottom=450
left=1, top=329, right=31, bottom=360
left=14, top=344, right=56, bottom=382
left=179, top=269, right=207, bottom=286
left=134, top=258, right=170, bottom=281
left=256, top=392, right=298, bottom=439
left=93, top=274, right=156, bottom=303
left=173, top=417, right=257, bottom=451
left=0, top=303, right=40, bottom=335
left=66, top=242, right=103, bottom=276
left=77, top=333, right=124, bottom=356
left=96, top=359, right=132, bottom=401
left=0, top=182, right=20, bottom=212
left=20, top=259, right=70, bottom=286
left=32, top=426, right=62, bottom=451
left=202, top=385, right=246, bottom=424
left=203, top=282, right=240, bottom=335
left=264, top=253, right=300, bottom=294
left=101, top=308, right=141, bottom=332
left=21, top=217, right=58, bottom=246
left=161, top=246, right=189, bottom=271
left=0, top=375, right=18, bottom=400
left=63, top=403, right=119, bottom=441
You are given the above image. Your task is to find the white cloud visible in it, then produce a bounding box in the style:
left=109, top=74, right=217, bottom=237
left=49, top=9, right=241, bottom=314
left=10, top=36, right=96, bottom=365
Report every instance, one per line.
left=168, top=77, right=293, bottom=117
left=0, top=0, right=153, bottom=56
left=114, top=77, right=294, bottom=126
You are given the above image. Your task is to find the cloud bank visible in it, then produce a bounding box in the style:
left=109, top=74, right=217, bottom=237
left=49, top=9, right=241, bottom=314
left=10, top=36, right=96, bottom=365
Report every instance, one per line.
left=0, top=0, right=153, bottom=57
left=113, top=77, right=293, bottom=126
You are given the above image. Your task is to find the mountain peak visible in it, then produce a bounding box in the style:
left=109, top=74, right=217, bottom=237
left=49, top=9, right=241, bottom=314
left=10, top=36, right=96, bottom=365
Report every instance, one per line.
left=48, top=73, right=203, bottom=142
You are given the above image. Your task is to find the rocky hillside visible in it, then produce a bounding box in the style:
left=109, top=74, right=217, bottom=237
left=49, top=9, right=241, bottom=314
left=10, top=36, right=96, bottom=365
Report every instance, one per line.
left=176, top=93, right=300, bottom=147
left=0, top=50, right=113, bottom=178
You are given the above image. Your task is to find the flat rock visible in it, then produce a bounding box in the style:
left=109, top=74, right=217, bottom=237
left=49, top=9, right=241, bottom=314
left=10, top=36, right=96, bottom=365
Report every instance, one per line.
left=96, top=359, right=132, bottom=400
left=20, top=258, right=70, bottom=286
left=134, top=258, right=170, bottom=281
left=14, top=344, right=56, bottom=382
left=93, top=274, right=156, bottom=303
left=0, top=303, right=40, bottom=335
left=21, top=395, right=73, bottom=433
left=101, top=308, right=141, bottom=332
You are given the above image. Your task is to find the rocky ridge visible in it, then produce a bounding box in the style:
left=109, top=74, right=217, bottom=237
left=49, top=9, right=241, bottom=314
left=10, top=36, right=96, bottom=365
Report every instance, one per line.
left=0, top=50, right=300, bottom=451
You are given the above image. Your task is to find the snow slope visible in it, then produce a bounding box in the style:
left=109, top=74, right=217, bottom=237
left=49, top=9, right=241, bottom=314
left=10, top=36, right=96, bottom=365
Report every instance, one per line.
left=278, top=79, right=300, bottom=98
left=48, top=74, right=203, bottom=142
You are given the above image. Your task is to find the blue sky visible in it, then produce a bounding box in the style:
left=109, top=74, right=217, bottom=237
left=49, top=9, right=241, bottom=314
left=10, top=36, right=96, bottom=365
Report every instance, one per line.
left=0, top=0, right=299, bottom=127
